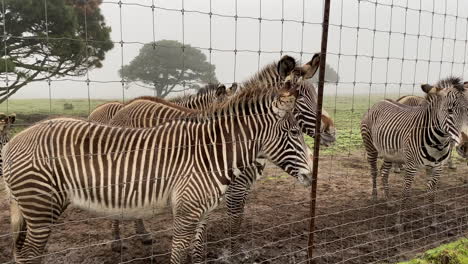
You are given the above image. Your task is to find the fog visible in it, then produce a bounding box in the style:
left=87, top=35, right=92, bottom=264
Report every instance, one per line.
left=7, top=0, right=468, bottom=100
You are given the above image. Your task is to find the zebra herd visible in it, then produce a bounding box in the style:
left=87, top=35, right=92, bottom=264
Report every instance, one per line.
left=1, top=52, right=467, bottom=263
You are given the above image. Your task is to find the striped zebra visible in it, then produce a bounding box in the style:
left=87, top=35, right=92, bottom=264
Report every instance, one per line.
left=88, top=102, right=124, bottom=124
left=455, top=129, right=468, bottom=159
left=395, top=95, right=458, bottom=171
left=88, top=83, right=230, bottom=125
left=0, top=113, right=15, bottom=175
left=361, top=77, right=468, bottom=225
left=107, top=54, right=336, bottom=255
left=168, top=83, right=231, bottom=109
left=4, top=81, right=314, bottom=264
left=88, top=85, right=230, bottom=251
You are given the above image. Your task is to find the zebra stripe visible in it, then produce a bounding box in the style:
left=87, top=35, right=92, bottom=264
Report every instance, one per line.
left=4, top=83, right=313, bottom=264
left=361, top=77, right=468, bottom=226
left=88, top=102, right=124, bottom=124
left=168, top=83, right=229, bottom=109
left=108, top=54, right=336, bottom=256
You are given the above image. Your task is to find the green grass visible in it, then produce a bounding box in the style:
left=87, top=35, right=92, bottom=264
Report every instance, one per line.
left=396, top=238, right=468, bottom=264
left=307, top=94, right=402, bottom=155
left=0, top=98, right=111, bottom=116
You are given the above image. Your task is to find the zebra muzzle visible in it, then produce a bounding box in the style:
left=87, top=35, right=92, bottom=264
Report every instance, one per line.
left=297, top=173, right=313, bottom=187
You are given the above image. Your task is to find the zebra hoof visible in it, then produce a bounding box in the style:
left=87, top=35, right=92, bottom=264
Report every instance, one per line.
left=111, top=240, right=128, bottom=252
left=448, top=165, right=457, bottom=170
left=140, top=234, right=153, bottom=245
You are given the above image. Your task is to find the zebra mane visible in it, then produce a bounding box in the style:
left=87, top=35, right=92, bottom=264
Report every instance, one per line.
left=196, top=83, right=220, bottom=95
left=241, top=59, right=287, bottom=90
left=436, top=76, right=464, bottom=92
left=186, top=84, right=280, bottom=121
left=168, top=83, right=218, bottom=103
left=125, top=96, right=198, bottom=113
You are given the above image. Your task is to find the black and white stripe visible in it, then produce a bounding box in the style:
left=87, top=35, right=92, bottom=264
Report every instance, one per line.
left=4, top=83, right=313, bottom=264
left=361, top=77, right=468, bottom=225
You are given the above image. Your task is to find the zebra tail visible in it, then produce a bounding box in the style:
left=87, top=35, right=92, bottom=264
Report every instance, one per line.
left=10, top=197, right=27, bottom=256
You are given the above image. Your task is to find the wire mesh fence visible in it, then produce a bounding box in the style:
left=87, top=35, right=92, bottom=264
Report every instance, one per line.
left=0, top=0, right=467, bottom=263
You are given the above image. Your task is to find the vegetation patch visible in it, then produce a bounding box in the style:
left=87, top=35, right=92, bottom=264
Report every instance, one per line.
left=397, top=238, right=468, bottom=264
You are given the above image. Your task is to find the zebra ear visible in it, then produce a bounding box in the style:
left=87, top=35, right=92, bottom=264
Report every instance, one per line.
left=215, top=84, right=227, bottom=97
left=302, top=53, right=320, bottom=79
left=277, top=55, right=297, bottom=78
left=421, top=84, right=436, bottom=94
left=229, top=82, right=238, bottom=93
left=8, top=113, right=16, bottom=124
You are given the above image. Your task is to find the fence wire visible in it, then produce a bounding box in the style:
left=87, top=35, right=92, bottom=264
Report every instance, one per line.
left=1, top=0, right=468, bottom=264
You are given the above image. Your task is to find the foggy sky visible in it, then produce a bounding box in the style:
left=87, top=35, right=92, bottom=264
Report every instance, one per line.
left=6, top=0, right=468, bottom=100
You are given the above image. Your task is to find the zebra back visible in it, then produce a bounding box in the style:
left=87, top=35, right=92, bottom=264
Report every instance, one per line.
left=396, top=95, right=425, bottom=106
left=88, top=102, right=124, bottom=124
left=168, top=83, right=228, bottom=109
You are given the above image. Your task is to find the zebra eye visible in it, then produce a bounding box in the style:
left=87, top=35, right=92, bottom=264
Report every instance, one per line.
left=448, top=108, right=453, bottom=114
left=290, top=127, right=301, bottom=137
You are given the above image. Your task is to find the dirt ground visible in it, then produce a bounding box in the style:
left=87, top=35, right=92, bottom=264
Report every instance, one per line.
left=0, top=150, right=467, bottom=264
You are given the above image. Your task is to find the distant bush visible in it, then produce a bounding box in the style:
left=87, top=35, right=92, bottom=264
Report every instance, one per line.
left=64, top=103, right=74, bottom=110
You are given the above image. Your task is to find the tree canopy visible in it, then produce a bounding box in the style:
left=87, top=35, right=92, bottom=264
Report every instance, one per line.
left=310, top=63, right=340, bottom=84
left=119, top=40, right=217, bottom=98
left=0, top=0, right=113, bottom=102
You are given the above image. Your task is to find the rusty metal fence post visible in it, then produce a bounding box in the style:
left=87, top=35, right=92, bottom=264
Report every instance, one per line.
left=307, top=0, right=331, bottom=263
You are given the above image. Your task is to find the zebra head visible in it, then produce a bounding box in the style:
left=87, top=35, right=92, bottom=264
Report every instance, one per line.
left=197, top=83, right=229, bottom=104
left=281, top=54, right=336, bottom=146
left=0, top=113, right=15, bottom=132
left=0, top=113, right=15, bottom=147
left=456, top=131, right=468, bottom=159
left=261, top=81, right=314, bottom=186
left=422, top=77, right=468, bottom=145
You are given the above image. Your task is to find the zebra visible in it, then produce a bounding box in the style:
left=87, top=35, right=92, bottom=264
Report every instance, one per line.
left=361, top=77, right=468, bottom=226
left=107, top=54, right=336, bottom=255
left=0, top=113, right=15, bottom=175
left=394, top=95, right=458, bottom=171
left=87, top=83, right=230, bottom=125
left=168, top=82, right=232, bottom=109
left=455, top=129, right=468, bottom=159
left=4, top=81, right=313, bottom=264
left=87, top=84, right=231, bottom=251
left=88, top=102, right=124, bottom=124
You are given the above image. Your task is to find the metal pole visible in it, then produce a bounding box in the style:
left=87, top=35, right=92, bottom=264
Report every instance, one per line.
left=307, top=0, right=331, bottom=263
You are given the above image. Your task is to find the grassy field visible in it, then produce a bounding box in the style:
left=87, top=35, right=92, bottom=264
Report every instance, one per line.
left=0, top=94, right=403, bottom=153
left=397, top=238, right=468, bottom=264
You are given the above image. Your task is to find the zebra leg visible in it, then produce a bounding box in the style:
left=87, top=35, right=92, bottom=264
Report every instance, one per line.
left=396, top=164, right=417, bottom=230
left=170, top=213, right=200, bottom=264
left=10, top=199, right=27, bottom=260
left=225, top=180, right=251, bottom=257
left=14, top=196, right=65, bottom=263
left=369, top=154, right=379, bottom=201
left=426, top=166, right=442, bottom=226
left=110, top=220, right=127, bottom=252
left=361, top=125, right=379, bottom=200
left=191, top=218, right=208, bottom=264
left=134, top=219, right=153, bottom=245
left=380, top=160, right=392, bottom=200
left=447, top=148, right=456, bottom=169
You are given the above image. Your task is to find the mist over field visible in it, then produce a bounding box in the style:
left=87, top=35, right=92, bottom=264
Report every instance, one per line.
left=4, top=0, right=468, bottom=101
